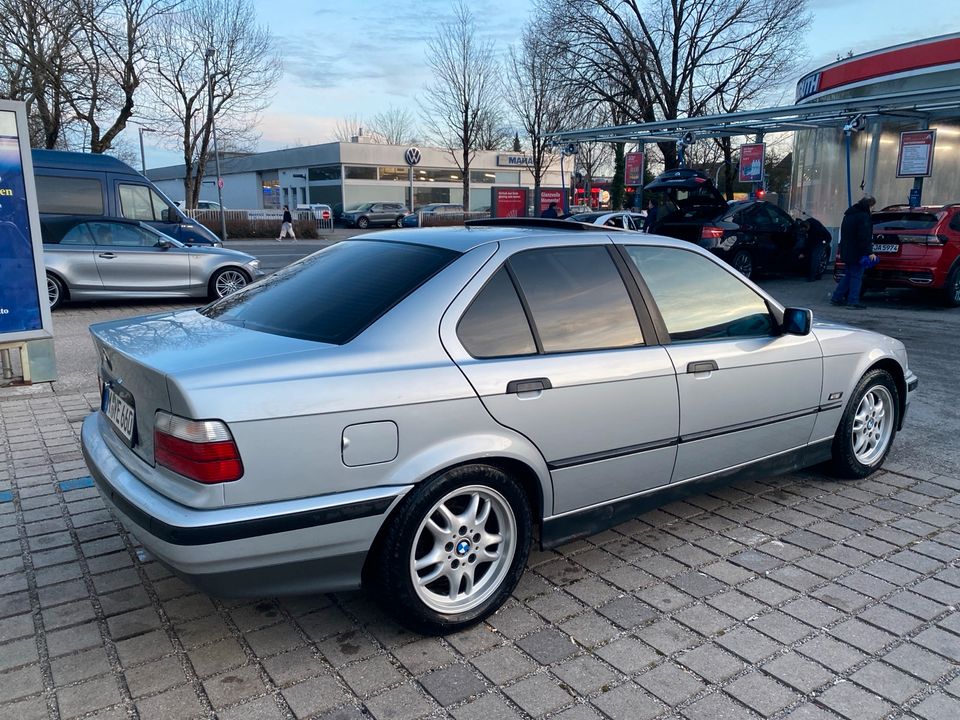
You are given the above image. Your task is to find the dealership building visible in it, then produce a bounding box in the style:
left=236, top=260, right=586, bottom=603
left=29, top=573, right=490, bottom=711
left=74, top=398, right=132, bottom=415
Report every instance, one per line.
left=147, top=141, right=565, bottom=212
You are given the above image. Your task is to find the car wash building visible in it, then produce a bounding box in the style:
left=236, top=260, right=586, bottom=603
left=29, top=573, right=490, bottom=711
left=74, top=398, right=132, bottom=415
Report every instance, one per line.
left=147, top=141, right=564, bottom=213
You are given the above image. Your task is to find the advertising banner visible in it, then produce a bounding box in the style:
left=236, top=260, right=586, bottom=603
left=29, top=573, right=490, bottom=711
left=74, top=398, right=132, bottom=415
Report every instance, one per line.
left=536, top=187, right=564, bottom=216
left=897, top=130, right=936, bottom=177
left=0, top=104, right=50, bottom=341
left=624, top=152, right=644, bottom=186
left=492, top=187, right=529, bottom=218
left=738, top=143, right=766, bottom=184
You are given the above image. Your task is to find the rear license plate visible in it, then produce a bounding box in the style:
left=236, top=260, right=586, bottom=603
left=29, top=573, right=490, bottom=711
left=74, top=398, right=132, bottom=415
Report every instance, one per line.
left=872, top=243, right=898, bottom=253
left=103, top=385, right=135, bottom=444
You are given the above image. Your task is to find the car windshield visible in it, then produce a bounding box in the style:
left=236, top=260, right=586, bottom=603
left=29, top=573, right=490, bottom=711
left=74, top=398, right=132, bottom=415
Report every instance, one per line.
left=871, top=212, right=940, bottom=230
left=200, top=240, right=460, bottom=344
left=569, top=213, right=605, bottom=222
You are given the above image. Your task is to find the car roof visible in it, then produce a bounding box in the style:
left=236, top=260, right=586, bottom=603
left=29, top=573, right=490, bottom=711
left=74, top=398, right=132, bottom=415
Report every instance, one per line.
left=31, top=149, right=138, bottom=173
left=356, top=220, right=694, bottom=254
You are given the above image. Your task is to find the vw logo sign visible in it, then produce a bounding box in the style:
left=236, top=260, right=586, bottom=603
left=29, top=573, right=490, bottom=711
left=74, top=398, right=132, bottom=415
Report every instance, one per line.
left=404, top=147, right=421, bottom=166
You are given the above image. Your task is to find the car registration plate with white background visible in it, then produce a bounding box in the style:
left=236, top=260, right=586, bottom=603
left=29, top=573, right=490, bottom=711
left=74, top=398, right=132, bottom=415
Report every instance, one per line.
left=103, top=386, right=135, bottom=443
left=872, top=243, right=898, bottom=253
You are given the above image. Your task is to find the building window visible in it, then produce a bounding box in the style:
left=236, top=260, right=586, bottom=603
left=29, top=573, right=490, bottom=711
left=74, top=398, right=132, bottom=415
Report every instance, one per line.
left=344, top=166, right=377, bottom=180
left=414, top=167, right=463, bottom=183
left=470, top=171, right=497, bottom=184
left=308, top=165, right=340, bottom=181
left=379, top=166, right=410, bottom=181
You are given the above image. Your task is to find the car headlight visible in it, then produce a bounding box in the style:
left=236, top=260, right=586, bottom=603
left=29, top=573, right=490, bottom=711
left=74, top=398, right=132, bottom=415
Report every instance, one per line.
left=247, top=259, right=260, bottom=270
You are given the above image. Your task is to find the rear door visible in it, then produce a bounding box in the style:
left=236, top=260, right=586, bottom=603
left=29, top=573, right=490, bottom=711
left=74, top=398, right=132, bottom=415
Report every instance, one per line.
left=89, top=221, right=190, bottom=292
left=624, top=244, right=822, bottom=482
left=47, top=223, right=103, bottom=291
left=442, top=241, right=679, bottom=515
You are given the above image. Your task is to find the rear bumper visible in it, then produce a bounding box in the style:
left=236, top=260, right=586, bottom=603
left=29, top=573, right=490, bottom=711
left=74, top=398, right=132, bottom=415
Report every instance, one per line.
left=81, top=412, right=409, bottom=596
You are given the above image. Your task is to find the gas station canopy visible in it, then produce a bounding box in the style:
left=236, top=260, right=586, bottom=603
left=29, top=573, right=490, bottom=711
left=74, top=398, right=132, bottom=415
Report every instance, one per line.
left=546, top=85, right=960, bottom=145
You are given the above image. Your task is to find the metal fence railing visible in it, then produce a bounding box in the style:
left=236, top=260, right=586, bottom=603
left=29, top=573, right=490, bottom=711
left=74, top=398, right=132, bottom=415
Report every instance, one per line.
left=181, top=209, right=334, bottom=238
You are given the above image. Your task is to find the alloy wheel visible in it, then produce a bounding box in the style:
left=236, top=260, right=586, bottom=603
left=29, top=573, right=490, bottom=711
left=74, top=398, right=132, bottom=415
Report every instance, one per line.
left=47, top=277, right=60, bottom=307
left=214, top=270, right=248, bottom=297
left=851, top=385, right=894, bottom=466
left=732, top=251, right=753, bottom=278
left=409, top=485, right=517, bottom=615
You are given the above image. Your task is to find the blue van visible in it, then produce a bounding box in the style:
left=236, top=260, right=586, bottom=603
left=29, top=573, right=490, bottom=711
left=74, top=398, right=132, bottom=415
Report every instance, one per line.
left=31, top=150, right=222, bottom=246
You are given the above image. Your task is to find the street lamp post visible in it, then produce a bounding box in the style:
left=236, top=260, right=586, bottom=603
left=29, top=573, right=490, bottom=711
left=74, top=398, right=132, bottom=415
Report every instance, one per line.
left=205, top=46, right=228, bottom=242
left=138, top=126, right=156, bottom=174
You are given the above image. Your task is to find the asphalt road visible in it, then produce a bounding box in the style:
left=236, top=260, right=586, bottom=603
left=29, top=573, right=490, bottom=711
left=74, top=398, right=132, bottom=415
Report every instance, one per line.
left=36, top=243, right=960, bottom=479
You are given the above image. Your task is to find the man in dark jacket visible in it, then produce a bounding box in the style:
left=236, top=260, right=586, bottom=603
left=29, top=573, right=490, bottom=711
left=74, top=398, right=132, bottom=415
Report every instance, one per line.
left=831, top=196, right=876, bottom=308
left=540, top=202, right=559, bottom=219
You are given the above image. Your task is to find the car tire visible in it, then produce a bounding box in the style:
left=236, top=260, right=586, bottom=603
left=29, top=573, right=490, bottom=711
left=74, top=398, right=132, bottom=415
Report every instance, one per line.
left=370, top=463, right=532, bottom=635
left=357, top=216, right=370, bottom=229
left=943, top=265, right=960, bottom=307
left=395, top=216, right=405, bottom=228
left=830, top=368, right=899, bottom=479
left=817, top=247, right=830, bottom=277
left=47, top=273, right=66, bottom=311
left=208, top=267, right=250, bottom=300
left=731, top=249, right=753, bottom=278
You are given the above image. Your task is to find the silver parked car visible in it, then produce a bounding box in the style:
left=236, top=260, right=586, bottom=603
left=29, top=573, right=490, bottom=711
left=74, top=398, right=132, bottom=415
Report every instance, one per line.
left=42, top=217, right=263, bottom=309
left=568, top=211, right=641, bottom=231
left=81, top=219, right=916, bottom=633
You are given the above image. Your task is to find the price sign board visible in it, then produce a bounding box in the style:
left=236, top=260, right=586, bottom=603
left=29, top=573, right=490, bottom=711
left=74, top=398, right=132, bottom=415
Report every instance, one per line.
left=897, top=130, right=936, bottom=178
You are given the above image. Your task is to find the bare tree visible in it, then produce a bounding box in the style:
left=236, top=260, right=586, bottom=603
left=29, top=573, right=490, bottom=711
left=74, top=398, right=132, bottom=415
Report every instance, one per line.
left=541, top=0, right=809, bottom=169
left=504, top=23, right=580, bottom=198
left=146, top=0, right=280, bottom=208
left=421, top=0, right=498, bottom=208
left=0, top=0, right=81, bottom=148
left=332, top=114, right=367, bottom=142
left=473, top=107, right=511, bottom=151
left=369, top=105, right=418, bottom=146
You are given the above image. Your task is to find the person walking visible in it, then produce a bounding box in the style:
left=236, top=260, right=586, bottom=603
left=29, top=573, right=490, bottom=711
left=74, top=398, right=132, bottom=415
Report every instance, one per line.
left=540, top=202, right=559, bottom=219
left=831, top=195, right=877, bottom=308
left=642, top=200, right=658, bottom=233
left=277, top=205, right=296, bottom=242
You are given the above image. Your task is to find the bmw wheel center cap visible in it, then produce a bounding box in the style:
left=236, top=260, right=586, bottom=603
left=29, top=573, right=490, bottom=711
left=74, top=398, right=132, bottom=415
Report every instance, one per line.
left=456, top=539, right=470, bottom=556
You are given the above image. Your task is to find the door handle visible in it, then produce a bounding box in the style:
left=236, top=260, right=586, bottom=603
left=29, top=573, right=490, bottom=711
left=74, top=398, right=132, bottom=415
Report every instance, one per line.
left=687, top=360, right=719, bottom=374
left=98, top=253, right=117, bottom=259
left=506, top=377, right=552, bottom=394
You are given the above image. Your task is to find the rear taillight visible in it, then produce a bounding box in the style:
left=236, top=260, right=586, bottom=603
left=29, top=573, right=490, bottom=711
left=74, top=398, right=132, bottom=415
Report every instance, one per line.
left=154, top=412, right=243, bottom=484
left=897, top=234, right=947, bottom=245
left=701, top=226, right=725, bottom=240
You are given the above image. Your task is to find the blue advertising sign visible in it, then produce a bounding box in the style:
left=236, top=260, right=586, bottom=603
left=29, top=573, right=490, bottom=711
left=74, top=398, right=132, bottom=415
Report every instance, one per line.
left=0, top=104, right=50, bottom=342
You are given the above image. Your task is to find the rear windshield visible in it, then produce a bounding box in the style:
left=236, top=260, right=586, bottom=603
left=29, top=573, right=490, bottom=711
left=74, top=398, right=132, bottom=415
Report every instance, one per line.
left=200, top=240, right=460, bottom=344
left=872, top=212, right=939, bottom=230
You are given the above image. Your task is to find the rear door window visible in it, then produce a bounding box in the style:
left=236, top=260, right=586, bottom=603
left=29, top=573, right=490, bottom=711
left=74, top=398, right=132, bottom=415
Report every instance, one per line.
left=457, top=267, right=536, bottom=358
left=60, top=225, right=95, bottom=245
left=201, top=240, right=459, bottom=344
left=35, top=176, right=104, bottom=215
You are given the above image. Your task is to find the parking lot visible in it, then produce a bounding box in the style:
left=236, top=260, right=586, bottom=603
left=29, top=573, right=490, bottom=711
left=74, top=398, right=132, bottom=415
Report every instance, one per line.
left=1, top=271, right=958, bottom=720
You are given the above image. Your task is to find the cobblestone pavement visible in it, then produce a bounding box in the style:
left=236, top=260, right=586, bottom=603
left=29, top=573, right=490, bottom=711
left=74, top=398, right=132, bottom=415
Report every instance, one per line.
left=1, top=389, right=959, bottom=720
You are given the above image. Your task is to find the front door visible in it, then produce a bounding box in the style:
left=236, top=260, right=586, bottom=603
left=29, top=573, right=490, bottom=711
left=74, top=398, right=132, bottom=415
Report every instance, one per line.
left=114, top=181, right=181, bottom=240
left=442, top=242, right=680, bottom=516
left=624, top=244, right=823, bottom=482
left=88, top=221, right=190, bottom=292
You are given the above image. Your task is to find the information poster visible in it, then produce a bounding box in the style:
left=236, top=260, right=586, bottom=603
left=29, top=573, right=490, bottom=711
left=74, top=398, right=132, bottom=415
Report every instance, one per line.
left=536, top=188, right=564, bottom=216
left=0, top=108, right=44, bottom=336
left=738, top=143, right=766, bottom=183
left=624, top=152, right=644, bottom=186
left=492, top=187, right=529, bottom=218
left=897, top=130, right=936, bottom=178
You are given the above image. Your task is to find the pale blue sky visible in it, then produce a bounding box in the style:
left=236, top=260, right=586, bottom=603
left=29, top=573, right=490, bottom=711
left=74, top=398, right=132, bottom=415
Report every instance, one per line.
left=140, top=0, right=960, bottom=167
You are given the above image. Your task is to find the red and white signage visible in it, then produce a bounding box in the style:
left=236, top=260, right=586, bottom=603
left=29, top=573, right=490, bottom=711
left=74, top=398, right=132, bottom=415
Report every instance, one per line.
left=492, top=187, right=529, bottom=218
left=738, top=143, right=766, bottom=184
left=896, top=129, right=937, bottom=177
left=536, top=188, right=564, bottom=216
left=624, top=152, right=644, bottom=186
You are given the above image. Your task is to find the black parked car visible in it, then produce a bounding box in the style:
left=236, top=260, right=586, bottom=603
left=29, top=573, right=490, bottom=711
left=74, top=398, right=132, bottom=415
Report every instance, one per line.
left=644, top=169, right=829, bottom=279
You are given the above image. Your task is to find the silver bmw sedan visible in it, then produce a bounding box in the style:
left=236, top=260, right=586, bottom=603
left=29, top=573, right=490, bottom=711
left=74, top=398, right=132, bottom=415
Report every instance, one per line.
left=80, top=220, right=917, bottom=634
left=42, top=217, right=263, bottom=309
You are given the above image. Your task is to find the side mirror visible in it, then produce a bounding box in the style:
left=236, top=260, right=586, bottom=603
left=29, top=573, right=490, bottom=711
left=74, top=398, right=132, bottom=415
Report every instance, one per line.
left=782, top=307, right=813, bottom=336
left=160, top=208, right=176, bottom=223
left=156, top=240, right=172, bottom=250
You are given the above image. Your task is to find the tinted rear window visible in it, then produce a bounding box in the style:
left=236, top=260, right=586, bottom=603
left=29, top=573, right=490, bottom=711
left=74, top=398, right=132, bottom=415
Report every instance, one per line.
left=200, top=240, right=459, bottom=344
left=35, top=176, right=104, bottom=215
left=872, top=212, right=939, bottom=230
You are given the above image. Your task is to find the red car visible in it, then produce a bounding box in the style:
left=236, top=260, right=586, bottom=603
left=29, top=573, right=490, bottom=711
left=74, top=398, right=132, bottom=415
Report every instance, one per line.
left=835, top=204, right=960, bottom=306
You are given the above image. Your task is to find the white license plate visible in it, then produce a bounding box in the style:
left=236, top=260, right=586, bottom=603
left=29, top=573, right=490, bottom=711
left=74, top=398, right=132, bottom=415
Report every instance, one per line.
left=872, top=243, right=898, bottom=253
left=103, top=386, right=135, bottom=443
